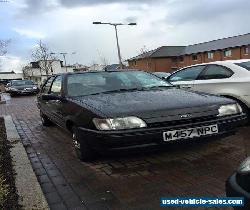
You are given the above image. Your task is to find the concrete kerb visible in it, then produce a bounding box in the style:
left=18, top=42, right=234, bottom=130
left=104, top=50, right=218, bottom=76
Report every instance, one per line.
left=3, top=115, right=49, bottom=210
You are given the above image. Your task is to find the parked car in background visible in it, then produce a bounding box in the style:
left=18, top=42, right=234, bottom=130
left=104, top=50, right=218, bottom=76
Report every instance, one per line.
left=167, top=59, right=250, bottom=120
left=6, top=80, right=39, bottom=96
left=152, top=72, right=171, bottom=80
left=226, top=156, right=250, bottom=209
left=37, top=70, right=246, bottom=161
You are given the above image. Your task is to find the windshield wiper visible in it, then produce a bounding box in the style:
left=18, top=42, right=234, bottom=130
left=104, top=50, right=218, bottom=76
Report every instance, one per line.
left=87, top=88, right=145, bottom=96
left=144, top=85, right=174, bottom=90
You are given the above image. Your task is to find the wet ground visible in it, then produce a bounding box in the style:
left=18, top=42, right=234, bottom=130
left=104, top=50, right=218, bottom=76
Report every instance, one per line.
left=0, top=94, right=249, bottom=210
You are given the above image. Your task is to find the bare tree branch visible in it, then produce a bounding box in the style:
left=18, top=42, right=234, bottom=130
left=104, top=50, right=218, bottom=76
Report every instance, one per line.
left=31, top=40, right=57, bottom=77
left=0, top=39, right=11, bottom=70
left=139, top=45, right=151, bottom=70
left=0, top=39, right=10, bottom=56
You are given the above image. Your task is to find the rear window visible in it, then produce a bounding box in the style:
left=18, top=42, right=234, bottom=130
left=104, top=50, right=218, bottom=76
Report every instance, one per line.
left=235, top=61, right=250, bottom=71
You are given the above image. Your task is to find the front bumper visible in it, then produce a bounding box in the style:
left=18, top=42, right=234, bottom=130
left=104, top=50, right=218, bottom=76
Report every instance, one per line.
left=78, top=114, right=247, bottom=152
left=226, top=173, right=250, bottom=210
left=9, top=89, right=39, bottom=95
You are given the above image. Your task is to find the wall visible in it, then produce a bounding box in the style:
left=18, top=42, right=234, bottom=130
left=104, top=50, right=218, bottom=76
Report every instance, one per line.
left=0, top=73, right=23, bottom=80
left=128, top=45, right=250, bottom=72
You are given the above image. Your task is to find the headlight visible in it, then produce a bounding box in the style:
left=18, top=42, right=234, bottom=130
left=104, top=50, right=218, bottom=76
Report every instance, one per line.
left=93, top=116, right=147, bottom=130
left=217, top=103, right=242, bottom=117
left=33, top=86, right=37, bottom=89
left=237, top=157, right=250, bottom=175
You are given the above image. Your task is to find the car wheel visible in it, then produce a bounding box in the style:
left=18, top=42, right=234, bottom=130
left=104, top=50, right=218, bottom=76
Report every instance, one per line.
left=40, top=111, right=53, bottom=126
left=72, top=126, right=95, bottom=161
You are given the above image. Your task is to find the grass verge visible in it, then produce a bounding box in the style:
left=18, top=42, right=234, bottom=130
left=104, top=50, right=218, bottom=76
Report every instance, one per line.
left=0, top=117, right=21, bottom=209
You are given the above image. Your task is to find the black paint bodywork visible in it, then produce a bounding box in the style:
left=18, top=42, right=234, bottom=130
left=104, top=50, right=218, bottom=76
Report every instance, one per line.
left=37, top=71, right=247, bottom=151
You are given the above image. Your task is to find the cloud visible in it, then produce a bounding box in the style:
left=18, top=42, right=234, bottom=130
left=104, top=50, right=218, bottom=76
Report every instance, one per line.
left=0, top=55, right=26, bottom=73
left=59, top=0, right=155, bottom=7
left=13, top=28, right=45, bottom=39
left=2, top=0, right=250, bottom=73
left=165, top=0, right=250, bottom=25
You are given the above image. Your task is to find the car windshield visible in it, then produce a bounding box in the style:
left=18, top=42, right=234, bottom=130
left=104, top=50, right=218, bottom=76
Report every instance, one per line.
left=235, top=61, right=250, bottom=71
left=12, top=80, right=34, bottom=86
left=67, top=71, right=172, bottom=97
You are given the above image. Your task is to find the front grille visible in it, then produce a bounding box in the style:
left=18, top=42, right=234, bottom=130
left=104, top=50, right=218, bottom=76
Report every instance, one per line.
left=147, top=115, right=217, bottom=128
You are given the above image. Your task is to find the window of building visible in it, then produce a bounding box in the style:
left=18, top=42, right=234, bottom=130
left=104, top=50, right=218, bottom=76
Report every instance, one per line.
left=244, top=46, right=249, bottom=55
left=207, top=52, right=214, bottom=59
left=168, top=65, right=205, bottom=82
left=134, top=60, right=137, bottom=66
left=179, top=56, right=184, bottom=62
left=192, top=55, right=198, bottom=61
left=224, top=49, right=232, bottom=57
left=198, top=65, right=233, bottom=80
left=172, top=57, right=178, bottom=63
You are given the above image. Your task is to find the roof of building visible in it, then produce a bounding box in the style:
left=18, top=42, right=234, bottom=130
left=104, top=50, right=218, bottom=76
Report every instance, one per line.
left=0, top=71, right=15, bottom=74
left=128, top=33, right=250, bottom=60
left=184, top=33, right=250, bottom=54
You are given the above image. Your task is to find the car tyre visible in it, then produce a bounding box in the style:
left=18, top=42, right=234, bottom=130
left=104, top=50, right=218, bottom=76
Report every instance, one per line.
left=40, top=111, right=53, bottom=126
left=72, top=126, right=95, bottom=161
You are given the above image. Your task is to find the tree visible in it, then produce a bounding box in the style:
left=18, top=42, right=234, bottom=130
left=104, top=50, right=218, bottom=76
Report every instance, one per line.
left=22, top=65, right=33, bottom=80
left=97, top=49, right=109, bottom=67
left=0, top=39, right=11, bottom=69
left=0, top=39, right=10, bottom=56
left=139, top=45, right=151, bottom=70
left=31, top=40, right=56, bottom=77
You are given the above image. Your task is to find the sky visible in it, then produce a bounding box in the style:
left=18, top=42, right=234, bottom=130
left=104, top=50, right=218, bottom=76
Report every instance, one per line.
left=0, top=0, right=250, bottom=72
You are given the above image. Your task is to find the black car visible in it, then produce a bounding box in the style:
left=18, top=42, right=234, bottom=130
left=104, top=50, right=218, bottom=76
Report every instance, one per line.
left=37, top=70, right=246, bottom=161
left=6, top=80, right=39, bottom=96
left=226, top=157, right=250, bottom=209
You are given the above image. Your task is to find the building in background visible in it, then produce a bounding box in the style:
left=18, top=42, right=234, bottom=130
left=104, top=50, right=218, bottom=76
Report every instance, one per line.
left=88, top=64, right=106, bottom=71
left=0, top=71, right=23, bottom=81
left=23, top=60, right=74, bottom=84
left=128, top=33, right=250, bottom=72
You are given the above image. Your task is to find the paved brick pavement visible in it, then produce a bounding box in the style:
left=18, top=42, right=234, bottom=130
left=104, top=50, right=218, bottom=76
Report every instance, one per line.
left=0, top=95, right=250, bottom=210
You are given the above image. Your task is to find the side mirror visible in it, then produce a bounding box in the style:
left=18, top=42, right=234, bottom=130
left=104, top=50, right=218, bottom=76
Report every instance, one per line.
left=42, top=94, right=62, bottom=101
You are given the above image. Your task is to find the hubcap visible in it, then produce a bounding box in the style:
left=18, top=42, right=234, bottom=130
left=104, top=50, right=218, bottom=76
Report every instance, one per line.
left=72, top=133, right=80, bottom=149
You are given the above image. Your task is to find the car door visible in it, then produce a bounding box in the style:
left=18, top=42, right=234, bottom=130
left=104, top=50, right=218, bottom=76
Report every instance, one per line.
left=168, top=65, right=205, bottom=90
left=48, top=75, right=64, bottom=127
left=38, top=76, right=55, bottom=116
left=193, top=64, right=234, bottom=95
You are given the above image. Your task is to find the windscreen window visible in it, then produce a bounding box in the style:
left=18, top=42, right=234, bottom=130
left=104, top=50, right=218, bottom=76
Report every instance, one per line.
left=235, top=61, right=250, bottom=71
left=67, top=71, right=171, bottom=97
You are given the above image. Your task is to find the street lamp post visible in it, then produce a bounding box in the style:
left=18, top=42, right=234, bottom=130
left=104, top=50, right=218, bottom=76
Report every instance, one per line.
left=60, top=53, right=68, bottom=72
left=93, top=22, right=137, bottom=69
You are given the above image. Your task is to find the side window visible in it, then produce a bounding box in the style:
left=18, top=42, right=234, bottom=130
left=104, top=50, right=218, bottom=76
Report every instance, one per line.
left=50, top=76, right=62, bottom=95
left=169, top=66, right=205, bottom=82
left=41, top=77, right=54, bottom=93
left=198, top=65, right=233, bottom=80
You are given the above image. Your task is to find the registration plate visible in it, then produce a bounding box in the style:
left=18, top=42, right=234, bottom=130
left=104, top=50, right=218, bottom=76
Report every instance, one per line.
left=163, top=124, right=218, bottom=142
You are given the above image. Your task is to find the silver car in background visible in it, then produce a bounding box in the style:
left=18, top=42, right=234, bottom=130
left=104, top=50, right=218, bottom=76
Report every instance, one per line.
left=167, top=59, right=250, bottom=119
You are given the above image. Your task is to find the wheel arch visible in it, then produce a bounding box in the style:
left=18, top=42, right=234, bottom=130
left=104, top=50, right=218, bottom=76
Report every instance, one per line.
left=219, top=94, right=248, bottom=110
